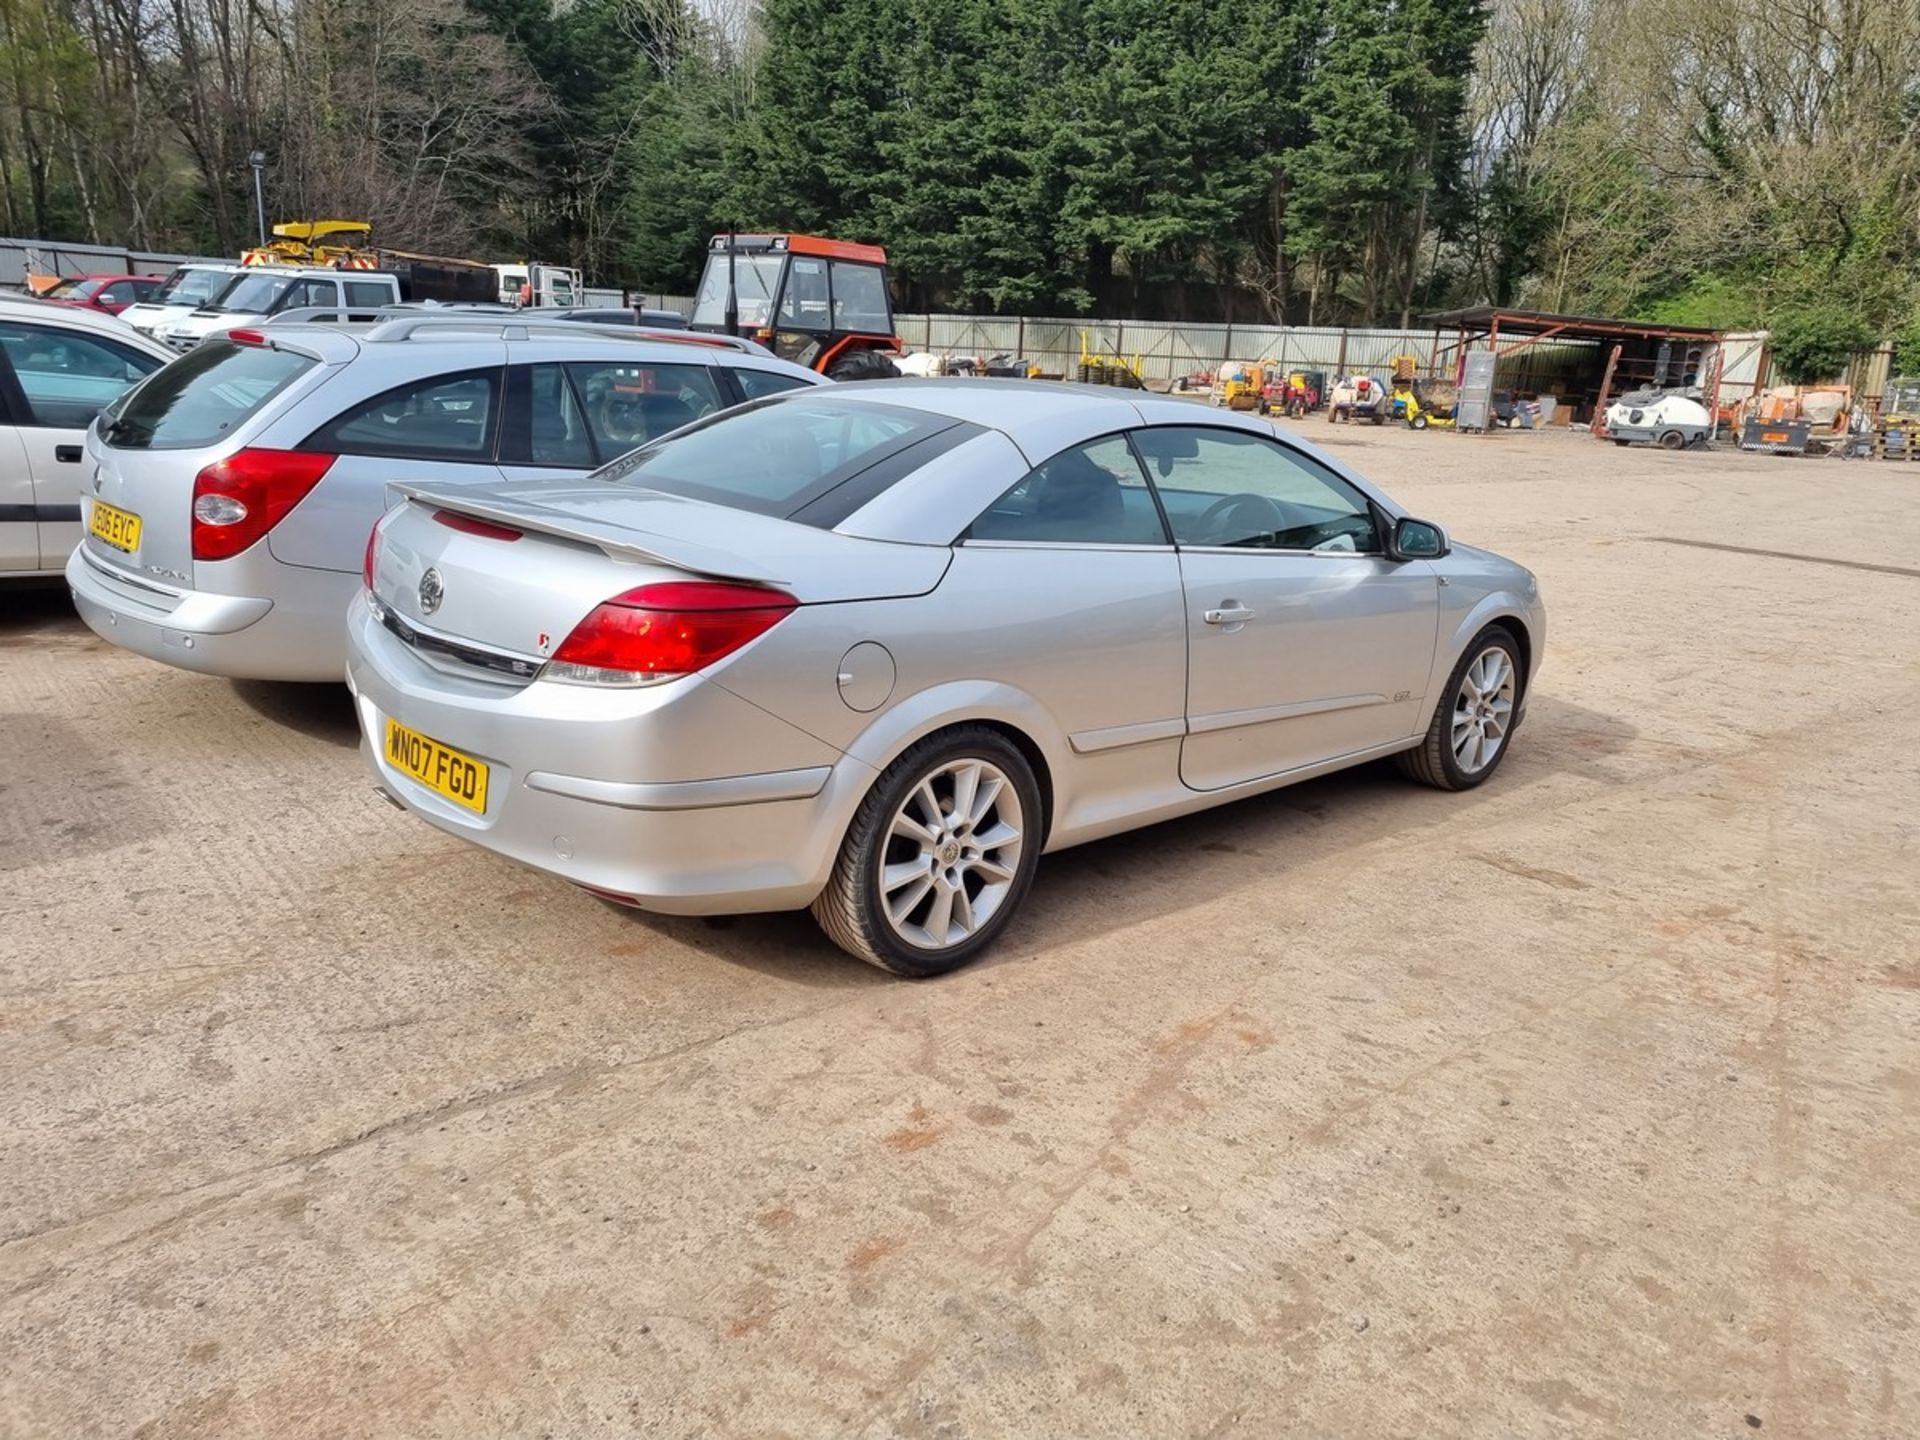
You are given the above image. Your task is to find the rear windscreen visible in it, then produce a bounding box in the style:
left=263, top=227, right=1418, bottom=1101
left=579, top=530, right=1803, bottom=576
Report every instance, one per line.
left=99, top=340, right=316, bottom=451
left=594, top=395, right=956, bottom=520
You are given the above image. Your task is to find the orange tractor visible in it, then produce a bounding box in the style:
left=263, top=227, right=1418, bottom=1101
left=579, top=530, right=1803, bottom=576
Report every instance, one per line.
left=690, top=233, right=902, bottom=379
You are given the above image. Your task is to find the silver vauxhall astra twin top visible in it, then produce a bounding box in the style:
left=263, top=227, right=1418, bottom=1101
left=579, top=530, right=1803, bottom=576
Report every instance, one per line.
left=348, top=379, right=1545, bottom=975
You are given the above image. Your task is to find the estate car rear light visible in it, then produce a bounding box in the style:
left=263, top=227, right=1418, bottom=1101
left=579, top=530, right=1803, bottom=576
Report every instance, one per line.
left=190, top=448, right=335, bottom=561
left=544, top=581, right=799, bottom=687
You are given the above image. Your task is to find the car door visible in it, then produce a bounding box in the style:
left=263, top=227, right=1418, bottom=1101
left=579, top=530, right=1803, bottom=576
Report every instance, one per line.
left=1133, top=424, right=1438, bottom=792
left=265, top=357, right=509, bottom=572
left=0, top=417, right=33, bottom=570
left=953, top=433, right=1187, bottom=785
left=0, top=319, right=164, bottom=569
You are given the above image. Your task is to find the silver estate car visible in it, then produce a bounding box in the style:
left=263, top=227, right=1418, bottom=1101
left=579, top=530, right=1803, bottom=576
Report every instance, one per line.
left=67, top=317, right=822, bottom=680
left=349, top=381, right=1545, bottom=975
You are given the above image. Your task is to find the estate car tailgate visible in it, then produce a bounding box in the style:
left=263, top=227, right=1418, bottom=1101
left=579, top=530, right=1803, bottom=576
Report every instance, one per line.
left=392, top=478, right=952, bottom=604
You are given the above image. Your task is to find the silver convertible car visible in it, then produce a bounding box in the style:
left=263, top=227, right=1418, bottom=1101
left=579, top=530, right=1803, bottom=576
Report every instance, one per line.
left=350, top=382, right=1545, bottom=974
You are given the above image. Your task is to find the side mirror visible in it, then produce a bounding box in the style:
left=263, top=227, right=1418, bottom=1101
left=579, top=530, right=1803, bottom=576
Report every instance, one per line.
left=1389, top=516, right=1449, bottom=560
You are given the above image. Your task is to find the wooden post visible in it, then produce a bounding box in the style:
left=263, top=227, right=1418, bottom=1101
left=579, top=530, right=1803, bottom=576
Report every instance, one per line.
left=1593, top=343, right=1623, bottom=439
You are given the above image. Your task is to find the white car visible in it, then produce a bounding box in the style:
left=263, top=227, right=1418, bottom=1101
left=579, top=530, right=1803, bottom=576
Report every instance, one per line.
left=117, top=263, right=248, bottom=336
left=154, top=268, right=402, bottom=352
left=0, top=294, right=172, bottom=576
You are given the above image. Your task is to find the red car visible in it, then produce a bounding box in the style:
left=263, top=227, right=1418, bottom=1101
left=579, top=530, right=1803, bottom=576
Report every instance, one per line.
left=41, top=274, right=166, bottom=316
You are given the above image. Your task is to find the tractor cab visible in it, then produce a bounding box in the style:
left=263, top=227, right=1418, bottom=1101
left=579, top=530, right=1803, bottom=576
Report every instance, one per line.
left=690, top=233, right=901, bottom=378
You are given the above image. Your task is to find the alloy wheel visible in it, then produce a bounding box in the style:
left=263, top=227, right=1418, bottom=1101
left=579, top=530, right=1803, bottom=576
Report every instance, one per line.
left=877, top=758, right=1025, bottom=951
left=1451, top=645, right=1516, bottom=775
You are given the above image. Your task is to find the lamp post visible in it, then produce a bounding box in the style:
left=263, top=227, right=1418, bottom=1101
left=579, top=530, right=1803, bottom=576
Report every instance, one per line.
left=247, top=151, right=267, bottom=246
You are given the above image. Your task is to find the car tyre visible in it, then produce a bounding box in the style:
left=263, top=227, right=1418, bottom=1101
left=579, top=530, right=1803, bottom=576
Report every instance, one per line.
left=1394, top=625, right=1524, bottom=792
left=812, top=726, right=1044, bottom=976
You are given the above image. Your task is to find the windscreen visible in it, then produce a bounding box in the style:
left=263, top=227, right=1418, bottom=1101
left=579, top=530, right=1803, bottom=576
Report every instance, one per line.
left=691, top=253, right=785, bottom=329
left=99, top=339, right=316, bottom=450
left=204, top=271, right=295, bottom=314
left=594, top=395, right=951, bottom=518
left=153, top=267, right=233, bottom=306
left=47, top=278, right=104, bottom=301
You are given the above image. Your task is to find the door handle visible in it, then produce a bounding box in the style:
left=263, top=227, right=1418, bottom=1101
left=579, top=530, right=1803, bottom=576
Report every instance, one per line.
left=1204, top=605, right=1255, bottom=625
left=54, top=445, right=83, bottom=463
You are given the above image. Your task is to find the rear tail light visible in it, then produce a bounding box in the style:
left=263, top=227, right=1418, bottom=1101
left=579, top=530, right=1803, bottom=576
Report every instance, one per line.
left=225, top=329, right=266, bottom=345
left=191, top=448, right=335, bottom=561
left=545, top=581, right=798, bottom=687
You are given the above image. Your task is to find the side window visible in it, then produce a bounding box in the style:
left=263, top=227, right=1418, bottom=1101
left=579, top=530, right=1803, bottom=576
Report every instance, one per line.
left=97, top=282, right=134, bottom=306
left=829, top=262, right=891, bottom=332
left=569, top=360, right=722, bottom=458
left=0, top=321, right=162, bottom=428
left=777, top=258, right=830, bottom=329
left=308, top=369, right=499, bottom=459
left=500, top=364, right=594, bottom=467
left=344, top=280, right=391, bottom=308
left=967, top=435, right=1167, bottom=546
left=1133, top=426, right=1381, bottom=553
left=131, top=279, right=162, bottom=301
left=734, top=368, right=812, bottom=401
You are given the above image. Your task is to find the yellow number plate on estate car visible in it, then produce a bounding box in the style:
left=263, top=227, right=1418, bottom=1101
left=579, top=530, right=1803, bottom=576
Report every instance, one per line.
left=385, top=718, right=490, bottom=814
left=88, top=499, right=142, bottom=552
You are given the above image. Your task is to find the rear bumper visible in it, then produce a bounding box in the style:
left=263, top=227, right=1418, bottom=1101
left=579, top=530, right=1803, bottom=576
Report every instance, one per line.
left=344, top=592, right=877, bottom=915
left=67, top=543, right=354, bottom=681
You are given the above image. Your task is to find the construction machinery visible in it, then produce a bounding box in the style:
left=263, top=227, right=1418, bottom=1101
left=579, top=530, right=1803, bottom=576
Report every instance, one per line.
left=1328, top=373, right=1388, bottom=423
left=1214, top=359, right=1271, bottom=409
left=241, top=220, right=375, bottom=268
left=690, top=233, right=901, bottom=378
left=1383, top=354, right=1455, bottom=430
left=1604, top=387, right=1713, bottom=448
left=1260, top=369, right=1324, bottom=417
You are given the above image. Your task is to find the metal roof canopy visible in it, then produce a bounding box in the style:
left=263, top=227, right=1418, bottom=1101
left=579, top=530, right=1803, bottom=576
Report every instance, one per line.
left=1426, top=306, right=1723, bottom=344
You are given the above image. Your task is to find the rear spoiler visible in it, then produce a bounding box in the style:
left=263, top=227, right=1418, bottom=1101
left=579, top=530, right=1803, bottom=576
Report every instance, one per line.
left=389, top=479, right=954, bottom=604
left=391, top=480, right=786, bottom=584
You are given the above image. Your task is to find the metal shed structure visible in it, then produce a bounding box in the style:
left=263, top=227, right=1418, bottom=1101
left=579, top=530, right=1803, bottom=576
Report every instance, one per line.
left=1427, top=307, right=1725, bottom=427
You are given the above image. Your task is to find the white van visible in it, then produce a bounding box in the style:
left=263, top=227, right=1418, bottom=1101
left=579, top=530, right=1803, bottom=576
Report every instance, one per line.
left=153, top=268, right=402, bottom=351
left=117, top=263, right=248, bottom=336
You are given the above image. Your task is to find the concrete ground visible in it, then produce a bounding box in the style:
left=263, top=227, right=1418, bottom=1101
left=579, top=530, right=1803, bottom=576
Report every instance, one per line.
left=3, top=423, right=1918, bottom=1438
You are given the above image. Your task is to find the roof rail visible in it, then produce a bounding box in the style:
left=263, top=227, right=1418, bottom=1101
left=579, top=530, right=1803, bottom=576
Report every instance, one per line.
left=263, top=306, right=395, bottom=326
left=361, top=314, right=768, bottom=354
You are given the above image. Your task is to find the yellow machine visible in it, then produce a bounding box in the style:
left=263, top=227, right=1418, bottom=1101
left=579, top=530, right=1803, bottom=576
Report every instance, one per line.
left=1214, top=359, right=1273, bottom=410
left=242, top=220, right=378, bottom=268
left=1387, top=353, right=1456, bottom=429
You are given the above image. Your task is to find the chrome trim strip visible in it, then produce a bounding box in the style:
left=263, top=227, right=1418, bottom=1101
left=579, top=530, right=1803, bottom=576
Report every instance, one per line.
left=78, top=546, right=182, bottom=605
left=372, top=597, right=542, bottom=684
left=1067, top=716, right=1187, bottom=755
left=523, top=765, right=833, bottom=811
left=1187, top=692, right=1391, bottom=736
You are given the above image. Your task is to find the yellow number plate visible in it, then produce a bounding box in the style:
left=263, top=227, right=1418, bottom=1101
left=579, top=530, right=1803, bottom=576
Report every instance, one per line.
left=384, top=718, right=489, bottom=814
left=88, top=499, right=142, bottom=553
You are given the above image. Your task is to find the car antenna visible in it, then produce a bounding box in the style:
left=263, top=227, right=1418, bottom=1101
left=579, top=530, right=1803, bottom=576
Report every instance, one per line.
left=723, top=228, right=738, bottom=337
